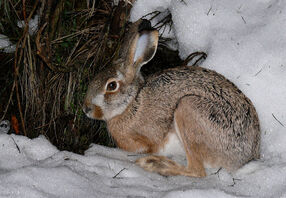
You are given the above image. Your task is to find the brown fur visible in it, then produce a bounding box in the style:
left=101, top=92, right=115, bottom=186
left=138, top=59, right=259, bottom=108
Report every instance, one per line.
left=93, top=105, right=103, bottom=119
left=83, top=19, right=261, bottom=177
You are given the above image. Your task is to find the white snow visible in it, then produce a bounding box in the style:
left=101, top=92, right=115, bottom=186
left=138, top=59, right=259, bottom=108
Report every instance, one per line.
left=17, top=15, right=39, bottom=35
left=1, top=133, right=286, bottom=198
left=0, top=120, right=10, bottom=134
left=1, top=0, right=286, bottom=197
left=0, top=34, right=15, bottom=53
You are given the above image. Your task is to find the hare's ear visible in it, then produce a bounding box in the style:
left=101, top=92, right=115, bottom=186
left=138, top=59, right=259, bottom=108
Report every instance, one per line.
left=125, top=29, right=159, bottom=81
left=133, top=30, right=159, bottom=68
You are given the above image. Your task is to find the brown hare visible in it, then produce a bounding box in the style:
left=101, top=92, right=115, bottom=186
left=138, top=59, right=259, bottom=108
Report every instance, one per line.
left=83, top=19, right=261, bottom=177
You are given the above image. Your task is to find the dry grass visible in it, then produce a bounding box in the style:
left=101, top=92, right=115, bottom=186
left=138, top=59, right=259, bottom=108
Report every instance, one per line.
left=0, top=0, right=206, bottom=153
left=0, top=0, right=123, bottom=152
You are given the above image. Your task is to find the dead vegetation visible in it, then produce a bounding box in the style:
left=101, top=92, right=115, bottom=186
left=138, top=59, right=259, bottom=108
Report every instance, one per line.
left=0, top=0, right=206, bottom=153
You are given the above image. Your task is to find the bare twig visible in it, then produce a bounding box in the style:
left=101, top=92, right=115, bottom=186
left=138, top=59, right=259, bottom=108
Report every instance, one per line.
left=49, top=0, right=66, bottom=41
left=153, top=13, right=173, bottom=32
left=142, top=11, right=161, bottom=20
left=36, top=23, right=54, bottom=70
left=51, top=28, right=96, bottom=44
left=14, top=34, right=27, bottom=137
left=36, top=23, right=69, bottom=72
left=254, top=68, right=263, bottom=76
left=0, top=81, right=16, bottom=122
left=211, top=167, right=222, bottom=175
left=229, top=178, right=242, bottom=187
left=10, top=136, right=21, bottom=153
left=12, top=0, right=40, bottom=136
left=113, top=168, right=126, bottom=178
left=272, top=113, right=285, bottom=127
left=22, top=0, right=27, bottom=22
left=207, top=6, right=212, bottom=16
left=183, top=51, right=207, bottom=66
left=241, top=16, right=246, bottom=24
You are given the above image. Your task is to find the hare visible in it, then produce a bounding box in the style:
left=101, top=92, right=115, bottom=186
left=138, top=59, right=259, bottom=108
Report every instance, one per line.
left=83, top=19, right=261, bottom=177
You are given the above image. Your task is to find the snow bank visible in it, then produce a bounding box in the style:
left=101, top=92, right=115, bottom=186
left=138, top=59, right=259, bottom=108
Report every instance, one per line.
left=1, top=133, right=286, bottom=197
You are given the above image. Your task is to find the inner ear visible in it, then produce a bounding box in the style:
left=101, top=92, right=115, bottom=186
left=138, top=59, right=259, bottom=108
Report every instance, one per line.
left=133, top=30, right=159, bottom=67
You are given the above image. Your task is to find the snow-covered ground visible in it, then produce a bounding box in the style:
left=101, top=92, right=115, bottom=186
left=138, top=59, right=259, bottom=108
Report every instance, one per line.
left=1, top=0, right=286, bottom=197
left=1, top=133, right=285, bottom=198
left=0, top=133, right=285, bottom=198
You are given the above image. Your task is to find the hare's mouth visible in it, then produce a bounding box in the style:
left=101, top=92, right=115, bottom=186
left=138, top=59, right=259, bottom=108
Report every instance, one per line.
left=83, top=103, right=103, bottom=120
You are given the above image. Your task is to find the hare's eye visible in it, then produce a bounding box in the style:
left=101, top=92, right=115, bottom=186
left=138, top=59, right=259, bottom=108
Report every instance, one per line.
left=106, top=81, right=118, bottom=92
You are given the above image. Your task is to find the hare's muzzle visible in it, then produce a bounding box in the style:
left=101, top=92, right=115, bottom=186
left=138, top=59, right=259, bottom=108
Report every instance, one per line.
left=83, top=103, right=103, bottom=120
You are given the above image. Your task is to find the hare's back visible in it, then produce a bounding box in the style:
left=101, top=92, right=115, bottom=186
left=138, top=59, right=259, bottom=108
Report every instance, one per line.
left=143, top=66, right=260, bottom=137
left=145, top=66, right=250, bottom=109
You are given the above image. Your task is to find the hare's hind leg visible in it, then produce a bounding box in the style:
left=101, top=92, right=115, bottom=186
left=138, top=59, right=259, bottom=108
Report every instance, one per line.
left=136, top=97, right=208, bottom=177
left=173, top=116, right=207, bottom=177
left=172, top=95, right=218, bottom=177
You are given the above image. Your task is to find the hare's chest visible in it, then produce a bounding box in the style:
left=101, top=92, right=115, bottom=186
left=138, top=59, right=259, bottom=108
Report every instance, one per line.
left=158, top=132, right=185, bottom=157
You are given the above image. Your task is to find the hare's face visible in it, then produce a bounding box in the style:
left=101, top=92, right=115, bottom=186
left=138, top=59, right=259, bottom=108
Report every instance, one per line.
left=83, top=19, right=159, bottom=121
left=83, top=65, right=142, bottom=121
